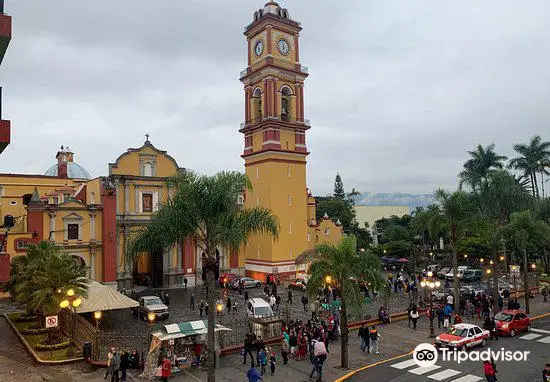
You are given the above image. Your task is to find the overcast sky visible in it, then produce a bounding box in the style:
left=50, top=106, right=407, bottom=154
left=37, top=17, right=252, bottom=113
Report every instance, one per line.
left=1, top=0, right=549, bottom=195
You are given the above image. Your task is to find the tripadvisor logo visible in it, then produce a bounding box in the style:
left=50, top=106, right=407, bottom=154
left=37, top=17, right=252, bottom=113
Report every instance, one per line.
left=413, top=343, right=529, bottom=367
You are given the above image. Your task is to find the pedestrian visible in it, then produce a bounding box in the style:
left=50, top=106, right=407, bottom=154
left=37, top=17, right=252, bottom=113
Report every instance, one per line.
left=281, top=336, right=289, bottom=366
left=358, top=323, right=369, bottom=353
left=120, top=351, right=129, bottom=382
left=247, top=366, right=262, bottom=382
left=226, top=296, right=232, bottom=315
left=269, top=352, right=276, bottom=376
left=369, top=326, right=380, bottom=354
left=275, top=294, right=281, bottom=312
left=491, top=358, right=498, bottom=382
left=244, top=290, right=249, bottom=302
left=258, top=347, right=267, bottom=375
left=105, top=347, right=114, bottom=380
left=309, top=339, right=327, bottom=382
left=243, top=332, right=255, bottom=366
left=193, top=342, right=202, bottom=368
left=233, top=300, right=237, bottom=314
left=410, top=307, right=419, bottom=330
left=543, top=363, right=550, bottom=382
left=483, top=360, right=496, bottom=382
left=129, top=349, right=139, bottom=369
left=272, top=283, right=278, bottom=297
left=301, top=294, right=309, bottom=311
left=407, top=303, right=414, bottom=329
left=189, top=294, right=195, bottom=310
left=183, top=276, right=188, bottom=290
left=111, top=352, right=121, bottom=382
left=161, top=356, right=171, bottom=382
left=205, top=301, right=209, bottom=316
left=287, top=289, right=293, bottom=304
left=199, top=299, right=205, bottom=317
left=542, top=289, right=548, bottom=303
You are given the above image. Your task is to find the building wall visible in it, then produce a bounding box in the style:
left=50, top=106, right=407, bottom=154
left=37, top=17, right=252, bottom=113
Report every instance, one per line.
left=354, top=205, right=411, bottom=232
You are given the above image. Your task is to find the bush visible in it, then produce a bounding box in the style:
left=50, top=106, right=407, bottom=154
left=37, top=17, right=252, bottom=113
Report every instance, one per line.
left=34, top=338, right=70, bottom=351
left=15, top=314, right=38, bottom=323
left=21, top=325, right=49, bottom=335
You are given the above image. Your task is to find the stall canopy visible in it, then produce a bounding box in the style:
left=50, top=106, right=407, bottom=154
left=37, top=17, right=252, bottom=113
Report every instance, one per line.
left=397, top=258, right=409, bottom=263
left=155, top=320, right=231, bottom=341
left=77, top=280, right=139, bottom=313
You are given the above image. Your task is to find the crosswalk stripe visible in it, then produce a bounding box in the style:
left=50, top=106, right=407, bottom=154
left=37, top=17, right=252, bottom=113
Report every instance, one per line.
left=537, top=336, right=550, bottom=343
left=409, top=365, right=441, bottom=375
left=519, top=333, right=542, bottom=340
left=531, top=328, right=550, bottom=335
left=427, top=369, right=462, bottom=380
left=390, top=359, right=417, bottom=369
left=450, top=375, right=483, bottom=382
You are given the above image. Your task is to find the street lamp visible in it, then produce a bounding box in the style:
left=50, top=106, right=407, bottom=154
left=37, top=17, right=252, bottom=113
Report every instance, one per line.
left=480, top=258, right=484, bottom=264
left=147, top=312, right=156, bottom=328
left=421, top=271, right=440, bottom=338
left=59, top=289, right=82, bottom=356
left=531, top=263, right=537, bottom=270
left=499, top=255, right=505, bottom=261
left=325, top=275, right=332, bottom=285
left=94, top=311, right=102, bottom=329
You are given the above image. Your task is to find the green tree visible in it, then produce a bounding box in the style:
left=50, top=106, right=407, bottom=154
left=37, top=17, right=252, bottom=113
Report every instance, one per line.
left=333, top=173, right=345, bottom=199
left=458, top=143, right=507, bottom=192
left=296, top=235, right=386, bottom=368
left=509, top=210, right=550, bottom=313
left=127, top=171, right=279, bottom=382
left=316, top=197, right=355, bottom=232
left=508, top=135, right=550, bottom=198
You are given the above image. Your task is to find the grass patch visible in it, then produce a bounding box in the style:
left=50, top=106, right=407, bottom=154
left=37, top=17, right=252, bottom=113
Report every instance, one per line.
left=6, top=312, right=77, bottom=361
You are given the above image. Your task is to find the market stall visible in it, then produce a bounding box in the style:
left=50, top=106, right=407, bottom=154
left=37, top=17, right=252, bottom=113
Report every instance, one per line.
left=141, top=320, right=231, bottom=380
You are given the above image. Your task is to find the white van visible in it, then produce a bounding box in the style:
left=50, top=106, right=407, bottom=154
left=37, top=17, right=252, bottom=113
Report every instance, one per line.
left=246, top=298, right=274, bottom=318
left=445, top=266, right=470, bottom=281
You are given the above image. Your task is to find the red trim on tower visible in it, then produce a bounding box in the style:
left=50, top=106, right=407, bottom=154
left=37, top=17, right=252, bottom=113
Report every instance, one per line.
left=262, top=142, right=282, bottom=150
left=245, top=88, right=250, bottom=122
left=244, top=157, right=307, bottom=166
left=26, top=208, right=44, bottom=244
left=183, top=238, right=195, bottom=274
left=266, top=26, right=273, bottom=55
left=230, top=248, right=239, bottom=268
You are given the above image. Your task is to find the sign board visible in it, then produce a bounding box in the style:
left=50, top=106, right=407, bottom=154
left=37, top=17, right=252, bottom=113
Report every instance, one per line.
left=45, top=315, right=58, bottom=328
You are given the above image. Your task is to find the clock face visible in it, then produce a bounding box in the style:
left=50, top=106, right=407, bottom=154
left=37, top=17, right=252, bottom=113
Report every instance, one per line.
left=277, top=39, right=290, bottom=55
left=254, top=40, right=264, bottom=56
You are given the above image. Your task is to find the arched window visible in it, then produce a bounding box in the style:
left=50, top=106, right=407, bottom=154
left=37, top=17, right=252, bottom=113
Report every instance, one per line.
left=143, top=162, right=153, bottom=177
left=281, top=86, right=292, bottom=121
left=252, top=88, right=263, bottom=120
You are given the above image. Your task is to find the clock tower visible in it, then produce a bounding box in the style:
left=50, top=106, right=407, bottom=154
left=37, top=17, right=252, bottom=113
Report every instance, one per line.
left=240, top=2, right=310, bottom=279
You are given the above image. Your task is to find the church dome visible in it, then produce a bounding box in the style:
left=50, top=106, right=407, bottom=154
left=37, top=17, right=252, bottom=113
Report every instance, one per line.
left=45, top=162, right=91, bottom=179
left=253, top=2, right=292, bottom=22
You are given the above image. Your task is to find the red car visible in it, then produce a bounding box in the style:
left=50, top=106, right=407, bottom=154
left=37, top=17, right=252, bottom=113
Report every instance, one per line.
left=494, top=309, right=531, bottom=337
left=219, top=273, right=239, bottom=287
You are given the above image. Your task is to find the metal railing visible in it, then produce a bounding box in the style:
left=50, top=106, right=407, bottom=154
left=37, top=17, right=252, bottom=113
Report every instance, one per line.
left=241, top=115, right=310, bottom=128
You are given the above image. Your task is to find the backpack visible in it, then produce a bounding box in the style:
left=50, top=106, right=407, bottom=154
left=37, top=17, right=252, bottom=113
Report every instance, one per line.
left=313, top=341, right=327, bottom=357
left=370, top=330, right=378, bottom=341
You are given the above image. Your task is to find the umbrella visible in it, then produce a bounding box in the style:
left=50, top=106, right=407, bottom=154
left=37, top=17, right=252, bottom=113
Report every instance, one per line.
left=397, top=258, right=409, bottom=263
left=388, top=257, right=398, bottom=262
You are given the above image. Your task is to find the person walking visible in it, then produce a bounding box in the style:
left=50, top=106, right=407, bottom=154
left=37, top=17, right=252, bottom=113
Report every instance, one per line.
left=161, top=356, right=171, bottom=382
left=247, top=366, right=262, bottom=382
left=119, top=351, right=129, bottom=382
left=287, top=289, right=293, bottom=304
left=309, top=339, right=327, bottom=382
left=244, top=290, right=249, bottom=302
left=226, top=296, right=232, bottom=315
left=407, top=303, right=414, bottom=329
left=105, top=347, right=114, bottom=380
left=542, top=363, right=550, bottom=382
left=269, top=352, right=276, bottom=376
left=183, top=276, right=188, bottom=290
left=232, top=300, right=237, bottom=314
left=258, top=347, right=267, bottom=375
left=358, top=323, right=370, bottom=353
left=111, top=352, right=121, bottom=382
left=193, top=342, right=202, bottom=368
left=483, top=360, right=496, bottom=382
left=369, top=326, right=380, bottom=354
left=199, top=299, right=205, bottom=317
left=189, top=294, right=195, bottom=310
left=243, top=333, right=255, bottom=367
left=437, top=308, right=445, bottom=329
left=281, top=336, right=289, bottom=366
left=542, top=289, right=548, bottom=303
left=410, top=307, right=419, bottom=330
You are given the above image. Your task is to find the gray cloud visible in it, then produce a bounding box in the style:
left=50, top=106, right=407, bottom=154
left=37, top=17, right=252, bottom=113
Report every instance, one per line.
left=1, top=0, right=549, bottom=195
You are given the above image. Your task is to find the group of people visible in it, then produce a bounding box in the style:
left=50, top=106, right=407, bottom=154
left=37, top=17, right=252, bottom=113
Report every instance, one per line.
left=104, top=348, right=140, bottom=382
left=357, top=324, right=381, bottom=354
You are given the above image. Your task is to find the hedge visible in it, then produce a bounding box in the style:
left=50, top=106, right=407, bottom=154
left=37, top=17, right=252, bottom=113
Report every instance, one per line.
left=34, top=338, right=70, bottom=351
left=21, top=326, right=49, bottom=335
left=15, top=314, right=38, bottom=323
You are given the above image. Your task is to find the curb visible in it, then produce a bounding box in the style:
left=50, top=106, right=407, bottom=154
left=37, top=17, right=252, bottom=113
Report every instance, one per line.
left=2, top=313, right=84, bottom=365
left=333, top=351, right=413, bottom=382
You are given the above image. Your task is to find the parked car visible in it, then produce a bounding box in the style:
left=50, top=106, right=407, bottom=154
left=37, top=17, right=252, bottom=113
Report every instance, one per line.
left=231, top=276, right=262, bottom=289
left=494, top=310, right=531, bottom=337
left=437, top=267, right=451, bottom=279
left=288, top=280, right=307, bottom=291
left=219, top=273, right=239, bottom=287
left=462, top=269, right=483, bottom=282
left=246, top=298, right=274, bottom=318
left=131, top=296, right=169, bottom=321
left=435, top=323, right=489, bottom=351
left=445, top=267, right=469, bottom=281
left=427, top=264, right=440, bottom=273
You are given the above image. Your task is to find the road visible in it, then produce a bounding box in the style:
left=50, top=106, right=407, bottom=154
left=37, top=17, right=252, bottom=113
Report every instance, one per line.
left=347, top=315, right=550, bottom=382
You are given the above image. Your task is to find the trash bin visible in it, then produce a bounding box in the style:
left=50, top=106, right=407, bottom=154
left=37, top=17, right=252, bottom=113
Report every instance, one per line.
left=83, top=341, right=92, bottom=359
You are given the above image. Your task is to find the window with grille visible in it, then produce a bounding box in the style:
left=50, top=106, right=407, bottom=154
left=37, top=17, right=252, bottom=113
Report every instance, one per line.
left=68, top=224, right=79, bottom=240
left=142, top=193, right=153, bottom=212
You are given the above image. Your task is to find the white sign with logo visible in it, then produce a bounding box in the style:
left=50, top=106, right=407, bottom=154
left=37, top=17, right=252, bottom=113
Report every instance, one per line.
left=45, top=315, right=58, bottom=328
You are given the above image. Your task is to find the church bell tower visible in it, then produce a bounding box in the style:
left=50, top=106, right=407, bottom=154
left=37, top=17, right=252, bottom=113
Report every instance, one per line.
left=240, top=2, right=310, bottom=279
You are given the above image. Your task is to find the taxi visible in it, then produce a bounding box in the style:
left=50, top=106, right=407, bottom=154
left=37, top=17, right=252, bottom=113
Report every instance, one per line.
left=435, top=323, right=489, bottom=351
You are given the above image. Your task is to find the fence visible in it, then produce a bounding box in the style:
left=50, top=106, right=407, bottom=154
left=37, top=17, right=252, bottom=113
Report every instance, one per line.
left=93, top=330, right=150, bottom=362
left=217, top=314, right=285, bottom=349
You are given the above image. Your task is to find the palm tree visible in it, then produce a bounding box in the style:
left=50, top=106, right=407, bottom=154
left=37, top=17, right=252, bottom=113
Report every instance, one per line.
left=295, top=235, right=386, bottom=369
left=509, top=210, right=550, bottom=314
left=508, top=135, right=550, bottom=198
left=13, top=241, right=89, bottom=340
left=434, top=189, right=471, bottom=308
left=127, top=171, right=279, bottom=382
left=459, top=143, right=507, bottom=192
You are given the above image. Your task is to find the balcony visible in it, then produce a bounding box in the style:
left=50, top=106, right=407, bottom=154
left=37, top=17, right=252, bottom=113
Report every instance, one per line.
left=0, top=12, right=12, bottom=65
left=240, top=114, right=311, bottom=130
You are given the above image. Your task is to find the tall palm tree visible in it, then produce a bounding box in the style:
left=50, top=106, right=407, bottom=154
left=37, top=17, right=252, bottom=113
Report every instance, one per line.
left=508, top=135, right=550, bottom=198
left=434, top=189, right=471, bottom=308
left=296, top=235, right=386, bottom=369
left=509, top=210, right=550, bottom=314
left=127, top=171, right=279, bottom=382
left=459, top=143, right=507, bottom=192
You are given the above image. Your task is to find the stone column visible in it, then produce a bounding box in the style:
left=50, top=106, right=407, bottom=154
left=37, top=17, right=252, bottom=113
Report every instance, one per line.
left=158, top=187, right=163, bottom=205
left=89, top=212, right=96, bottom=242
left=168, top=186, right=173, bottom=200
left=90, top=251, right=96, bottom=280
left=134, top=185, right=139, bottom=213
left=49, top=211, right=56, bottom=242
left=124, top=183, right=130, bottom=214
left=123, top=228, right=133, bottom=290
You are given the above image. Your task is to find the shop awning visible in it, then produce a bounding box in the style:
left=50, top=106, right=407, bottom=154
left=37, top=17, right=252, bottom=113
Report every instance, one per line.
left=76, top=280, right=139, bottom=313
left=156, top=320, right=231, bottom=340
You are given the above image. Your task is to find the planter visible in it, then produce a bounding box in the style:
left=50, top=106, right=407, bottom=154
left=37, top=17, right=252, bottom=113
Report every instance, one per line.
left=35, top=338, right=70, bottom=351
left=15, top=314, right=38, bottom=323
left=21, top=325, right=49, bottom=335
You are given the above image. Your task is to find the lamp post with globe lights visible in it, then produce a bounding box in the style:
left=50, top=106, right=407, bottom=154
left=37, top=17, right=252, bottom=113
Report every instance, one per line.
left=420, top=271, right=440, bottom=338
left=59, top=289, right=82, bottom=357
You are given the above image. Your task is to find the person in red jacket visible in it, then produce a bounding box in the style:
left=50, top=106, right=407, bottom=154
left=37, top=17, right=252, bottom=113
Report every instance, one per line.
left=483, top=360, right=496, bottom=382
left=161, top=356, right=171, bottom=382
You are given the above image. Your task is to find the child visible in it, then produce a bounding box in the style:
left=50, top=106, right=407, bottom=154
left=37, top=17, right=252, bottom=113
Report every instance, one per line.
left=269, top=352, right=276, bottom=376
left=258, top=347, right=267, bottom=375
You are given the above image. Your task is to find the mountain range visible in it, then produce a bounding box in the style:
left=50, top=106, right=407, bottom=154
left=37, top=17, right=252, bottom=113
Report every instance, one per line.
left=354, top=192, right=436, bottom=212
